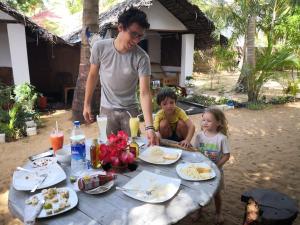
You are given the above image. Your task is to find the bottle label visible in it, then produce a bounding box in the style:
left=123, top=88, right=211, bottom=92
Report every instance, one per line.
left=71, top=143, right=86, bottom=160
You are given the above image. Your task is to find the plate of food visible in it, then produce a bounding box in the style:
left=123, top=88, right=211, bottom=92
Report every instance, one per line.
left=119, top=170, right=181, bottom=203
left=13, top=163, right=66, bottom=191
left=25, top=187, right=78, bottom=218
left=139, top=145, right=182, bottom=165
left=176, top=162, right=216, bottom=181
left=31, top=157, right=57, bottom=168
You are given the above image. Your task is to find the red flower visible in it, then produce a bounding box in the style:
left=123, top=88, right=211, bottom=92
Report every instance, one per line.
left=98, top=130, right=132, bottom=167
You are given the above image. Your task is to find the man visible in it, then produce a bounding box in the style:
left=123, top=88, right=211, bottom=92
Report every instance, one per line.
left=83, top=7, right=158, bottom=145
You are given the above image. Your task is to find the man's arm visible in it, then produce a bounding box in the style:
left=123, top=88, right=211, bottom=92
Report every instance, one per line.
left=139, top=76, right=158, bottom=145
left=83, top=64, right=100, bottom=123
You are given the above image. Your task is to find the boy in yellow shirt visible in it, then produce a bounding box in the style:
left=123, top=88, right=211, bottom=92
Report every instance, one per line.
left=154, top=87, right=195, bottom=147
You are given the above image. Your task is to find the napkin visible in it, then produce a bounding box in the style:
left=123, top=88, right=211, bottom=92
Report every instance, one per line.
left=24, top=199, right=44, bottom=225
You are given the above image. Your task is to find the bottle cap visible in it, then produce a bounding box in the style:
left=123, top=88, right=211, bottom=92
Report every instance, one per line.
left=74, top=121, right=80, bottom=126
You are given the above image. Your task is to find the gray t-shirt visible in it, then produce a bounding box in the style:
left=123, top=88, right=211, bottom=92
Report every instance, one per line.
left=90, top=38, right=151, bottom=109
left=194, top=131, right=230, bottom=164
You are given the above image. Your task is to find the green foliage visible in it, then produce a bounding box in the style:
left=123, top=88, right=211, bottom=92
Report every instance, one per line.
left=14, top=82, right=39, bottom=113
left=179, top=94, right=230, bottom=107
left=246, top=102, right=268, bottom=110
left=66, top=0, right=83, bottom=14
left=5, top=0, right=44, bottom=15
left=0, top=83, right=41, bottom=140
left=267, top=95, right=295, bottom=104
left=284, top=80, right=299, bottom=96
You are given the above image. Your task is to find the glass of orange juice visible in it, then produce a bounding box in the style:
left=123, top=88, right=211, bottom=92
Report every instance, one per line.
left=129, top=117, right=139, bottom=138
left=50, top=130, right=64, bottom=154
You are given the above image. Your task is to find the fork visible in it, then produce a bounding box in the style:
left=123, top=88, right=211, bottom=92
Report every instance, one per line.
left=31, top=174, right=47, bottom=193
left=116, top=186, right=153, bottom=195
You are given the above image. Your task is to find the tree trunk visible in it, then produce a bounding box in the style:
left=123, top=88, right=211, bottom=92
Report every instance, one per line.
left=236, top=35, right=248, bottom=92
left=246, top=15, right=257, bottom=102
left=72, top=0, right=100, bottom=122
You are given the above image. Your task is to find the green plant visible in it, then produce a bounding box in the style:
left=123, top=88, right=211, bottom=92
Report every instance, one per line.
left=246, top=102, right=269, bottom=110
left=14, top=82, right=39, bottom=113
left=284, top=80, right=299, bottom=96
left=268, top=96, right=295, bottom=105
left=0, top=83, right=13, bottom=109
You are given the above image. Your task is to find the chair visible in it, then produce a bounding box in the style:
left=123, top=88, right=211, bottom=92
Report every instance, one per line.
left=55, top=72, right=75, bottom=105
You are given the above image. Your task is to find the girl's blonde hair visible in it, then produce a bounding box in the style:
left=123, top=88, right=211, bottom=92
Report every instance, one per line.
left=203, top=107, right=229, bottom=136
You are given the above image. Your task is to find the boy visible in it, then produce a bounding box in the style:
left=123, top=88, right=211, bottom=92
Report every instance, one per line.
left=154, top=87, right=195, bottom=147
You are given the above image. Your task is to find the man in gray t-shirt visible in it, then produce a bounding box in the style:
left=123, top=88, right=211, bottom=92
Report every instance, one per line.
left=83, top=7, right=158, bottom=145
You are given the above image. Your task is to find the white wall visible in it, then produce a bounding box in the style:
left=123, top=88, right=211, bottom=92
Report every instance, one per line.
left=147, top=31, right=161, bottom=63
left=0, top=24, right=12, bottom=67
left=7, top=24, right=30, bottom=85
left=180, top=34, right=195, bottom=86
left=142, top=0, right=187, bottom=31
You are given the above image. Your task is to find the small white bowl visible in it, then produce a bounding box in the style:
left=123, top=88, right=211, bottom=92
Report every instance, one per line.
left=55, top=148, right=71, bottom=164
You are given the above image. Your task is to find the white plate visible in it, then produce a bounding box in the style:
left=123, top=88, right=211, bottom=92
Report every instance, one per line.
left=26, top=187, right=78, bottom=218
left=176, top=162, right=216, bottom=181
left=121, top=170, right=181, bottom=203
left=84, top=180, right=114, bottom=195
left=139, top=146, right=182, bottom=165
left=31, top=157, right=57, bottom=168
left=13, top=163, right=66, bottom=191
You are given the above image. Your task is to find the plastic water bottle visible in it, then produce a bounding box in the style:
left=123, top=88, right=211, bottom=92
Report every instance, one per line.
left=70, top=121, right=86, bottom=176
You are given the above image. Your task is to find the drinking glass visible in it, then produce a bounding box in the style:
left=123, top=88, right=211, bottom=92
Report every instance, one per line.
left=129, top=117, right=139, bottom=138
left=50, top=130, right=64, bottom=154
left=97, top=115, right=107, bottom=143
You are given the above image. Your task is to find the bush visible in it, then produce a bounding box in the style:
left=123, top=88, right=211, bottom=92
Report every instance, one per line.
left=267, top=96, right=295, bottom=104
left=246, top=102, right=269, bottom=110
left=0, top=83, right=41, bottom=140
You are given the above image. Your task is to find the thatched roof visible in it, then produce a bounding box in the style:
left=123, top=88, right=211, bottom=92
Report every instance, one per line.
left=65, top=0, right=215, bottom=50
left=0, top=2, right=68, bottom=45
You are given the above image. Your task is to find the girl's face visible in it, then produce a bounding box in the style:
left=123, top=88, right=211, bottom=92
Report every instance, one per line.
left=160, top=97, right=176, bottom=115
left=201, top=112, right=220, bottom=133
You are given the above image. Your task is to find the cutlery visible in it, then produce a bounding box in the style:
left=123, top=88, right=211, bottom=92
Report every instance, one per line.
left=116, top=186, right=153, bottom=196
left=31, top=174, right=47, bottom=192
left=16, top=167, right=36, bottom=173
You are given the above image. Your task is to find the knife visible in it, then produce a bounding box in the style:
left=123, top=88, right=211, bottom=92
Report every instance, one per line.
left=31, top=174, right=47, bottom=192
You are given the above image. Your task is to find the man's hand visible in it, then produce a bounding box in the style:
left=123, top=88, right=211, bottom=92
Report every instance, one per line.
left=179, top=139, right=191, bottom=148
left=146, top=129, right=159, bottom=146
left=83, top=105, right=94, bottom=124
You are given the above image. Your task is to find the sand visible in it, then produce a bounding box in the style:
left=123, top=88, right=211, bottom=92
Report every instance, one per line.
left=1, top=102, right=300, bottom=225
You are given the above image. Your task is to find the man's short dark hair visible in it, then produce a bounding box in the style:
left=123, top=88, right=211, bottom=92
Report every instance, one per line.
left=156, top=87, right=177, bottom=105
left=118, top=7, right=150, bottom=29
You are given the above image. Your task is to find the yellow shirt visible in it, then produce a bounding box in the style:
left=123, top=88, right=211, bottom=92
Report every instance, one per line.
left=154, top=106, right=189, bottom=131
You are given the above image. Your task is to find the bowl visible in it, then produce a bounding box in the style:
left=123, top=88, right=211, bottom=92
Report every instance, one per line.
left=55, top=148, right=71, bottom=164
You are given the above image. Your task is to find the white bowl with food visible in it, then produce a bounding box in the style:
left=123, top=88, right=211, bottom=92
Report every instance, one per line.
left=55, top=148, right=71, bottom=164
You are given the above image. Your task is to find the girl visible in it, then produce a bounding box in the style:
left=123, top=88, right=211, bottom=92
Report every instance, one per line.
left=194, top=107, right=230, bottom=225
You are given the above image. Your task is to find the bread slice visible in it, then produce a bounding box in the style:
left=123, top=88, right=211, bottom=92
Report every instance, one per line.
left=196, top=167, right=211, bottom=174
left=163, top=153, right=178, bottom=160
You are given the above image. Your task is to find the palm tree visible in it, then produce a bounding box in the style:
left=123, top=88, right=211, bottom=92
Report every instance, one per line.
left=72, top=0, right=99, bottom=122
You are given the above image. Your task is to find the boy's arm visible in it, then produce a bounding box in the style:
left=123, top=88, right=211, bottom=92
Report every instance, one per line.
left=216, top=153, right=230, bottom=168
left=180, top=119, right=195, bottom=147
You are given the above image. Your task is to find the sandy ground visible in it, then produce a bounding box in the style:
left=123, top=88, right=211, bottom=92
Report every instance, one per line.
left=1, top=101, right=300, bottom=225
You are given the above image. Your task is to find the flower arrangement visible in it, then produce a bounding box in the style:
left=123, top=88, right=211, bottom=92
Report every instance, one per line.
left=99, top=131, right=138, bottom=172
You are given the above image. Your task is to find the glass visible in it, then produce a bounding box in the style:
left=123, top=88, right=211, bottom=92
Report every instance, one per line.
left=97, top=115, right=107, bottom=143
left=50, top=131, right=64, bottom=154
left=129, top=117, right=140, bottom=138
left=127, top=29, right=145, bottom=39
